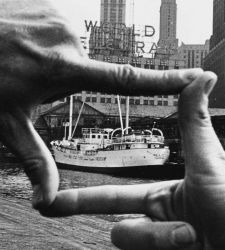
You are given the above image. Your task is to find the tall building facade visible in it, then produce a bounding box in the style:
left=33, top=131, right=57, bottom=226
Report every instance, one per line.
left=178, top=40, right=209, bottom=68
left=209, top=0, right=225, bottom=49
left=100, top=0, right=126, bottom=24
left=204, top=0, right=225, bottom=108
left=89, top=0, right=134, bottom=56
left=89, top=25, right=134, bottom=56
left=157, top=0, right=179, bottom=56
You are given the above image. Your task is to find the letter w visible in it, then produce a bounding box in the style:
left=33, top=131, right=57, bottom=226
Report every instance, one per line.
left=84, top=20, right=98, bottom=32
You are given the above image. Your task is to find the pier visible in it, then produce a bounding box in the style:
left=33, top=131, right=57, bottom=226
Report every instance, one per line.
left=0, top=163, right=183, bottom=249
left=0, top=197, right=117, bottom=249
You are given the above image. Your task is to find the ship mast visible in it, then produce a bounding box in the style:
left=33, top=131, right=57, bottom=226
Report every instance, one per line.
left=125, top=96, right=129, bottom=134
left=117, top=95, right=124, bottom=134
left=68, top=95, right=73, bottom=140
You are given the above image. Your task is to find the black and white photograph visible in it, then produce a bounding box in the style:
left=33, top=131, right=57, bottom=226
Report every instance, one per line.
left=0, top=0, right=224, bottom=249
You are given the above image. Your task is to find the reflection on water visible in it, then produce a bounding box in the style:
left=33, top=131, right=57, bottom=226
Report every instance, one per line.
left=0, top=163, right=32, bottom=200
left=0, top=163, right=160, bottom=201
left=0, top=163, right=184, bottom=222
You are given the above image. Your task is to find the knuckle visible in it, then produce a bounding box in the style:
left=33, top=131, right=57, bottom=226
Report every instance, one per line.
left=144, top=189, right=170, bottom=216
left=118, top=64, right=136, bottom=93
left=23, top=158, right=45, bottom=185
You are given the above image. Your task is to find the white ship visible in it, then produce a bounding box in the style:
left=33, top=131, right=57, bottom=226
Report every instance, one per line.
left=51, top=96, right=170, bottom=173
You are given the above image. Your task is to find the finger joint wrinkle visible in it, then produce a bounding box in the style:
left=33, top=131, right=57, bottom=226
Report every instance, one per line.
left=23, top=158, right=45, bottom=185
left=196, top=110, right=210, bottom=121
left=117, top=64, right=138, bottom=94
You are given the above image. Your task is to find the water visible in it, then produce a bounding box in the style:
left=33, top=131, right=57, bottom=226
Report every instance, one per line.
left=0, top=162, right=184, bottom=224
left=0, top=162, right=184, bottom=201
left=0, top=163, right=157, bottom=201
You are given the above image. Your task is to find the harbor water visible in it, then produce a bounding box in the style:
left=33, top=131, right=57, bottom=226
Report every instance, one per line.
left=0, top=162, right=184, bottom=203
left=0, top=161, right=184, bottom=222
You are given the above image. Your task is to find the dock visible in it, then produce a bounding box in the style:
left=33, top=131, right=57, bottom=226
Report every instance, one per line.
left=0, top=197, right=117, bottom=249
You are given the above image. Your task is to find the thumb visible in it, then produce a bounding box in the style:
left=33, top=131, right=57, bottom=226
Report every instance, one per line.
left=0, top=107, right=59, bottom=209
left=111, top=217, right=198, bottom=250
left=178, top=71, right=224, bottom=178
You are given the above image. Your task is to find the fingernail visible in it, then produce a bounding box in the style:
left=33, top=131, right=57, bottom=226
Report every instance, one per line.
left=32, top=185, right=44, bottom=209
left=204, top=79, right=215, bottom=95
left=171, top=225, right=196, bottom=247
left=184, top=68, right=203, bottom=82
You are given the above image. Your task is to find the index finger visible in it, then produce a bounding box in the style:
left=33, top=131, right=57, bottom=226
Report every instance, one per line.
left=0, top=0, right=203, bottom=104
left=44, top=59, right=204, bottom=103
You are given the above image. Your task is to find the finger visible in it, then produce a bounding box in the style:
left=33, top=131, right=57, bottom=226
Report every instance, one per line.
left=44, top=60, right=204, bottom=103
left=39, top=180, right=181, bottom=219
left=178, top=71, right=225, bottom=178
left=111, top=217, right=198, bottom=250
left=0, top=107, right=59, bottom=209
left=178, top=72, right=225, bottom=248
left=0, top=1, right=203, bottom=103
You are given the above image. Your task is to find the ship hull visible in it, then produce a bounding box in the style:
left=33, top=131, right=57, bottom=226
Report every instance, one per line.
left=52, top=146, right=170, bottom=173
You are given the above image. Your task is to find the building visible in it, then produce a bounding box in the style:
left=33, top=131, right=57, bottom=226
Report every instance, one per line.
left=89, top=24, right=135, bottom=56
left=89, top=0, right=134, bottom=56
left=209, top=0, right=225, bottom=50
left=157, top=0, right=179, bottom=58
left=204, top=0, right=225, bottom=108
left=37, top=99, right=177, bottom=141
left=178, top=40, right=209, bottom=68
left=100, top=0, right=126, bottom=24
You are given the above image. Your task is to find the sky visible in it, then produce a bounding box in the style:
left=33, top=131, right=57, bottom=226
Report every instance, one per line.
left=53, top=0, right=213, bottom=45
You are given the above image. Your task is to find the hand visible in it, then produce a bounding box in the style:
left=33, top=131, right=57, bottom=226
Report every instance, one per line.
left=41, top=72, right=224, bottom=250
left=0, top=0, right=202, bottom=210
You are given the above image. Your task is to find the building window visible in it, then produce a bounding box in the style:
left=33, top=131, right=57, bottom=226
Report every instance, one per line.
left=163, top=101, right=168, bottom=106
left=149, top=100, right=154, bottom=106
left=86, top=97, right=91, bottom=102
left=164, top=65, right=169, bottom=70
left=101, top=98, right=105, bottom=103
left=135, top=99, right=140, bottom=105
left=158, top=101, right=162, bottom=106
left=129, top=99, right=134, bottom=105
left=107, top=98, right=111, bottom=103
left=121, top=98, right=126, bottom=104
left=92, top=97, right=97, bottom=102
left=144, top=100, right=148, bottom=105
left=150, top=65, right=155, bottom=69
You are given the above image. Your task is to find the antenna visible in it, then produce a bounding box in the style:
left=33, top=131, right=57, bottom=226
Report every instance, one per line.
left=128, top=0, right=135, bottom=26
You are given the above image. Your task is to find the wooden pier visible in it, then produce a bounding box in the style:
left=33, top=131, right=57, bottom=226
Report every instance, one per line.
left=0, top=197, right=117, bottom=249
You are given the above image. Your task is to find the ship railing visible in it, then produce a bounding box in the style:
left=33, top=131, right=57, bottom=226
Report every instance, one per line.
left=111, top=135, right=164, bottom=144
left=82, top=128, right=108, bottom=134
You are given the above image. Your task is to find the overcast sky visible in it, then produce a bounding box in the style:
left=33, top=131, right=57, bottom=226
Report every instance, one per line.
left=53, top=0, right=213, bottom=45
